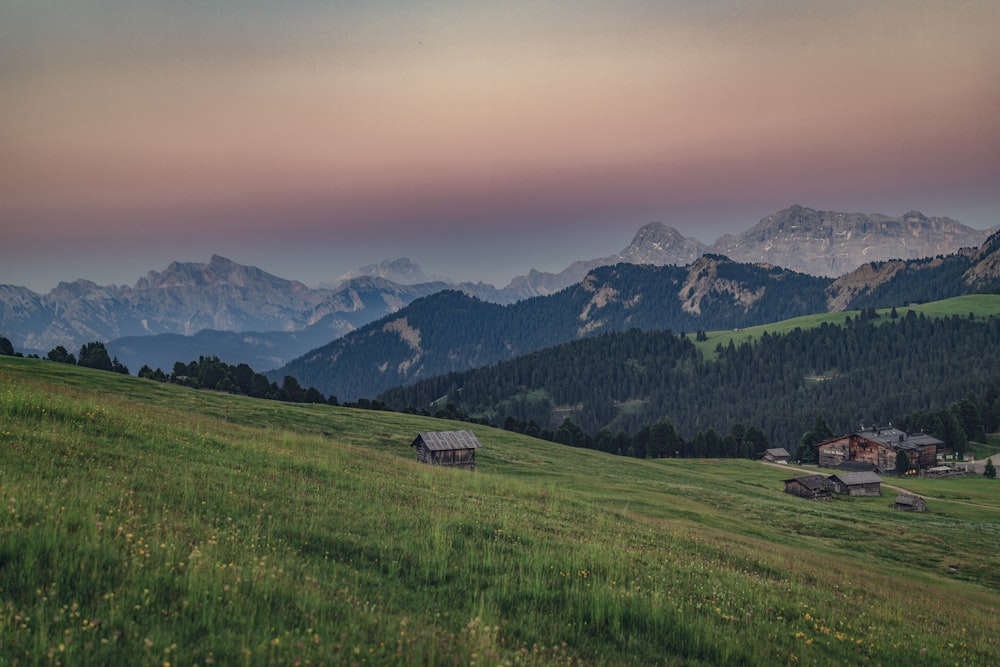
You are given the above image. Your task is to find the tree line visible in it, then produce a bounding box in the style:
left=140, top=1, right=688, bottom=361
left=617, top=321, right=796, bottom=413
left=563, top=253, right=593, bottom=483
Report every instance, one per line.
left=380, top=311, right=1000, bottom=456
left=0, top=339, right=132, bottom=375
left=139, top=356, right=338, bottom=406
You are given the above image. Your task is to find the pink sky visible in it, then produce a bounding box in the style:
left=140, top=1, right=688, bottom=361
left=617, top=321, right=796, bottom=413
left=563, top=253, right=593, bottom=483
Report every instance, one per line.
left=2, top=1, right=999, bottom=292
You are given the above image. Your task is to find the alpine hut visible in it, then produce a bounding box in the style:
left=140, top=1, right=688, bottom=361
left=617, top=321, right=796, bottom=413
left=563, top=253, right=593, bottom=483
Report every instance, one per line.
left=894, top=494, right=928, bottom=512
left=827, top=471, right=883, bottom=496
left=411, top=430, right=482, bottom=470
left=783, top=474, right=832, bottom=500
left=763, top=447, right=791, bottom=463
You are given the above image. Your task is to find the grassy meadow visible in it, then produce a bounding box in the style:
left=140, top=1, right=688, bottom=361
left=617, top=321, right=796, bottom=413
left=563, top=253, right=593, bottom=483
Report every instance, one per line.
left=689, top=294, right=1000, bottom=359
left=1, top=356, right=999, bottom=666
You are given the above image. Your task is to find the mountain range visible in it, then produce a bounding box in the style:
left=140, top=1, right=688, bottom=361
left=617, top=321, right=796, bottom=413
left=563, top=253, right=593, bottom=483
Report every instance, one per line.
left=269, top=228, right=1000, bottom=402
left=0, top=205, right=995, bottom=373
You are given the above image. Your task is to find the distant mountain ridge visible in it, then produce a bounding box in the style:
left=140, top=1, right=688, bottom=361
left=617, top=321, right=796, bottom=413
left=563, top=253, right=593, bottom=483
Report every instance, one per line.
left=500, top=205, right=993, bottom=298
left=0, top=255, right=450, bottom=365
left=271, top=228, right=1000, bottom=402
left=1, top=205, right=993, bottom=371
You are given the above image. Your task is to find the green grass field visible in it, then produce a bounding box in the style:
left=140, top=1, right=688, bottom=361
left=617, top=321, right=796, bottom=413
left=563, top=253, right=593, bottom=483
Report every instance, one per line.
left=690, top=294, right=1000, bottom=359
left=1, top=356, right=998, bottom=665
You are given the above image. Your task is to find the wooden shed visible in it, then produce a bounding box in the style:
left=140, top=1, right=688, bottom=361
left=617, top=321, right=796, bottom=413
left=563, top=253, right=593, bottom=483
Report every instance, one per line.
left=411, top=430, right=481, bottom=470
left=827, top=471, right=882, bottom=496
left=894, top=494, right=927, bottom=512
left=783, top=475, right=832, bottom=500
left=763, top=447, right=791, bottom=463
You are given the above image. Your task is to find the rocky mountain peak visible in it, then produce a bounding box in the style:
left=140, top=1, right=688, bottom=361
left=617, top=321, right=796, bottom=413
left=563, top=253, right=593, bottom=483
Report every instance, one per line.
left=964, top=229, right=1000, bottom=286
left=617, top=222, right=708, bottom=267
left=336, top=258, right=431, bottom=286
left=714, top=206, right=990, bottom=277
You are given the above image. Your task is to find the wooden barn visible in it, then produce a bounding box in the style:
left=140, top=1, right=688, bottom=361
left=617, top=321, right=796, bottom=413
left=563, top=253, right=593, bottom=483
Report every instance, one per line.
left=783, top=474, right=832, bottom=500
left=894, top=494, right=928, bottom=512
left=763, top=447, right=791, bottom=463
left=827, top=471, right=882, bottom=496
left=411, top=430, right=481, bottom=470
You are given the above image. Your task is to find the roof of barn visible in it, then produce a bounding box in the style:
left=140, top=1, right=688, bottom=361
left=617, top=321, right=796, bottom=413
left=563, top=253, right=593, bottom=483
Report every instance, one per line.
left=411, top=430, right=482, bottom=452
left=829, top=471, right=883, bottom=486
left=784, top=474, right=830, bottom=490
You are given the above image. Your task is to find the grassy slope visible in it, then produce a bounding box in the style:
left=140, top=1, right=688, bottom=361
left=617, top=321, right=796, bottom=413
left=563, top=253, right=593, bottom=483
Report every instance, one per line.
left=690, top=294, right=1000, bottom=359
left=1, top=357, right=999, bottom=666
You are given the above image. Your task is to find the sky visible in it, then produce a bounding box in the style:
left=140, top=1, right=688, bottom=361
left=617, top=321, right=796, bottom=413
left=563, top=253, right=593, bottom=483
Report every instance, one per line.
left=2, top=0, right=999, bottom=293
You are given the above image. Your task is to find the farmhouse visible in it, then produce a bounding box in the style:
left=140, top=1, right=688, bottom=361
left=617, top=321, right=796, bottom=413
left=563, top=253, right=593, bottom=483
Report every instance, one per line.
left=817, top=425, right=941, bottom=473
left=762, top=447, right=790, bottom=463
left=410, top=430, right=481, bottom=470
left=827, top=471, right=882, bottom=496
left=783, top=475, right=832, bottom=500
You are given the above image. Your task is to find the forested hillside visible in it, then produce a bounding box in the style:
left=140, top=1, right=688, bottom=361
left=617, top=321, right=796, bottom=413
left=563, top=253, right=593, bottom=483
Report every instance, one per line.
left=273, top=231, right=1000, bottom=403
left=379, top=310, right=1000, bottom=452
left=273, top=260, right=831, bottom=400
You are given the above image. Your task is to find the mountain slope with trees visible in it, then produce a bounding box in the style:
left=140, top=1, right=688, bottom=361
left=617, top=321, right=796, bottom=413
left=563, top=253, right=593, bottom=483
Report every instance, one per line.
left=379, top=307, right=1000, bottom=454
left=272, top=259, right=833, bottom=400
left=274, top=230, right=1000, bottom=402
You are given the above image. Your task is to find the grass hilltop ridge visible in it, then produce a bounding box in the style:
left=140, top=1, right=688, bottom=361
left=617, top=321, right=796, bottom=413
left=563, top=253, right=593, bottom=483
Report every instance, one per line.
left=1, top=356, right=998, bottom=665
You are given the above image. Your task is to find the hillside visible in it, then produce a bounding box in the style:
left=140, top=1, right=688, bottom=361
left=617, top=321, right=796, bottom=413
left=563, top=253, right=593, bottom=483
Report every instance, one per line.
left=378, top=299, right=1000, bottom=446
left=273, top=229, right=1000, bottom=403
left=1, top=357, right=998, bottom=665
left=273, top=259, right=832, bottom=400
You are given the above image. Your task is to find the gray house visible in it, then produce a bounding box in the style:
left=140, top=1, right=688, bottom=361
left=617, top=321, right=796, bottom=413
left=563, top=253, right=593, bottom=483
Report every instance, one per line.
left=411, top=430, right=482, bottom=470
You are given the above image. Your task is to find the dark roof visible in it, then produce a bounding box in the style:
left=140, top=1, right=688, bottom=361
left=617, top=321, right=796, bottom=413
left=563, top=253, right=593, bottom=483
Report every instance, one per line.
left=835, top=460, right=878, bottom=473
left=857, top=427, right=942, bottom=451
left=765, top=448, right=790, bottom=458
left=828, top=471, right=882, bottom=486
left=894, top=494, right=924, bottom=506
left=411, top=430, right=482, bottom=452
left=784, top=474, right=829, bottom=490
left=906, top=433, right=945, bottom=447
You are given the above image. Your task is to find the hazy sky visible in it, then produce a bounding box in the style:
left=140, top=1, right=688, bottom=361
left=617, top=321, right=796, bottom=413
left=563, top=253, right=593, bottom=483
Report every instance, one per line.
left=3, top=1, right=999, bottom=292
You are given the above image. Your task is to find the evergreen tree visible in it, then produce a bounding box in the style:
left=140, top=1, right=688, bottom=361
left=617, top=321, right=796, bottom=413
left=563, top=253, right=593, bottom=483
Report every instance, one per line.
left=953, top=393, right=985, bottom=444
left=798, top=415, right=834, bottom=463
left=78, top=342, right=113, bottom=371
left=985, top=457, right=996, bottom=479
left=895, top=450, right=911, bottom=476
left=0, top=336, right=13, bottom=356
left=281, top=375, right=305, bottom=403
left=303, top=387, right=327, bottom=404
left=47, top=346, right=76, bottom=365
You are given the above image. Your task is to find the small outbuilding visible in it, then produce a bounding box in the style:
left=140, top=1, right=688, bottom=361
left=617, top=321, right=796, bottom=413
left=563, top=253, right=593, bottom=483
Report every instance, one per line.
left=827, top=471, right=883, bottom=496
left=783, top=474, right=832, bottom=500
left=411, top=430, right=482, bottom=470
left=763, top=447, right=791, bottom=463
left=894, top=494, right=927, bottom=512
